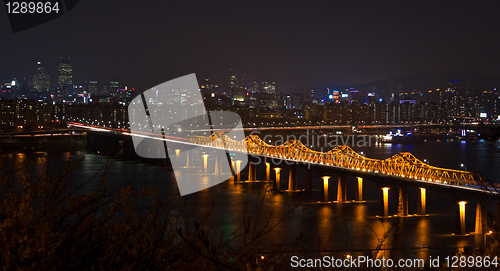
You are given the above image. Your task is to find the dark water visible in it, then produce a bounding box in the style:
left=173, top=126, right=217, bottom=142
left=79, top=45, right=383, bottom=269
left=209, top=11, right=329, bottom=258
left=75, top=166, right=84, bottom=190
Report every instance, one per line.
left=3, top=138, right=500, bottom=265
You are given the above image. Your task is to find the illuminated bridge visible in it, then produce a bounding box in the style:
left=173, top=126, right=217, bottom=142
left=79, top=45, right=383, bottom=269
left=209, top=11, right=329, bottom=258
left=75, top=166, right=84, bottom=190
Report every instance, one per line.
left=72, top=122, right=498, bottom=235
left=71, top=122, right=492, bottom=193
left=190, top=131, right=487, bottom=188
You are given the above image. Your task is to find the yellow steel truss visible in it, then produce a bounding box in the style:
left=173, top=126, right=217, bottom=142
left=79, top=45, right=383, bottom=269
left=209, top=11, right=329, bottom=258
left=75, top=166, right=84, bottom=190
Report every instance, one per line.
left=190, top=132, right=480, bottom=186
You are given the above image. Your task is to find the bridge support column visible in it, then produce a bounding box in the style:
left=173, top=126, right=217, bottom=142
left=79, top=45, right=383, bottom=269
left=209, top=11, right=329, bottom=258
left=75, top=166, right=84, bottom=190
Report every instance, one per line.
left=336, top=175, right=346, bottom=203
left=247, top=163, right=253, bottom=182
left=475, top=201, right=487, bottom=235
left=288, top=166, right=297, bottom=191
left=265, top=162, right=271, bottom=182
left=235, top=160, right=242, bottom=183
left=355, top=177, right=363, bottom=201
left=214, top=155, right=220, bottom=175
left=230, top=160, right=235, bottom=181
left=186, top=151, right=192, bottom=168
left=305, top=168, right=312, bottom=192
left=417, top=188, right=427, bottom=216
left=228, top=159, right=235, bottom=182
left=273, top=168, right=282, bottom=192
left=175, top=149, right=180, bottom=167
left=322, top=176, right=330, bottom=202
left=379, top=187, right=391, bottom=218
left=456, top=201, right=468, bottom=236
left=202, top=154, right=209, bottom=173
left=247, top=163, right=257, bottom=182
left=398, top=186, right=409, bottom=217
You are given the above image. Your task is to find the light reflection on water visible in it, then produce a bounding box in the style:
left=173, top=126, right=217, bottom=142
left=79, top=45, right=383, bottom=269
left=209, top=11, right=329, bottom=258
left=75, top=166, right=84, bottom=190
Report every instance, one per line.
left=2, top=139, right=499, bottom=260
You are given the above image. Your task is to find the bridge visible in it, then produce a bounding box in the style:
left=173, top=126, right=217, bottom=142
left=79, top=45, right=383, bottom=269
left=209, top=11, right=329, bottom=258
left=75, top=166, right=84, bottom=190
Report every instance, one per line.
left=69, top=122, right=499, bottom=236
left=191, top=131, right=481, bottom=188
left=0, top=129, right=84, bottom=138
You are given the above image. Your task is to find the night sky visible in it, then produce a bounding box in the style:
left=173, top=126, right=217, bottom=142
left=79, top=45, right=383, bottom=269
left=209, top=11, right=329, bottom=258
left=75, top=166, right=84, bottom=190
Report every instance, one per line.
left=1, top=0, right=499, bottom=92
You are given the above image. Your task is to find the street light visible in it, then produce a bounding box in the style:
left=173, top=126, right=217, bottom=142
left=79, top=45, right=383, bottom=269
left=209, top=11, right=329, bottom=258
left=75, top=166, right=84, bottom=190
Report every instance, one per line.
left=461, top=163, right=466, bottom=171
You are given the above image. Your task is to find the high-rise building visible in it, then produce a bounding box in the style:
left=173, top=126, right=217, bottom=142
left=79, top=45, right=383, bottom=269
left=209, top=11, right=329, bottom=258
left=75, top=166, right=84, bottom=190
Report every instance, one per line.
left=56, top=57, right=73, bottom=98
left=246, top=80, right=259, bottom=108
left=86, top=81, right=98, bottom=94
left=332, top=90, right=340, bottom=103
left=58, top=58, right=72, bottom=88
left=36, top=62, right=50, bottom=92
left=262, top=82, right=276, bottom=94
left=323, top=88, right=330, bottom=100
left=229, top=69, right=238, bottom=90
left=308, top=88, right=315, bottom=98
left=348, top=88, right=359, bottom=104
left=231, top=86, right=246, bottom=106
left=109, top=78, right=120, bottom=94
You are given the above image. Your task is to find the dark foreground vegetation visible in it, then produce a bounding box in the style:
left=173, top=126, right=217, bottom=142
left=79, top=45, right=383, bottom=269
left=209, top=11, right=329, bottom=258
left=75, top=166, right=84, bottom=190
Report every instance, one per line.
left=0, top=151, right=303, bottom=270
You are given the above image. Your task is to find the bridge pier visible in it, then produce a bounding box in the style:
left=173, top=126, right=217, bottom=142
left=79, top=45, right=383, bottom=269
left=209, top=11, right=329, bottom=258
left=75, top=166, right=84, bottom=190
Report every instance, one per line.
left=336, top=175, right=347, bottom=203
left=475, top=201, right=487, bottom=235
left=397, top=186, right=409, bottom=217
left=186, top=151, right=193, bottom=168
left=417, top=188, right=427, bottom=216
left=247, top=163, right=256, bottom=182
left=273, top=167, right=282, bottom=192
left=235, top=160, right=242, bottom=183
left=288, top=165, right=297, bottom=191
left=354, top=177, right=363, bottom=202
left=226, top=158, right=235, bottom=181
left=321, top=176, right=331, bottom=202
left=214, top=155, right=221, bottom=175
left=175, top=149, right=180, bottom=167
left=264, top=162, right=271, bottom=182
left=202, top=154, right=209, bottom=173
left=378, top=187, right=391, bottom=218
left=455, top=201, right=468, bottom=236
left=230, top=160, right=235, bottom=181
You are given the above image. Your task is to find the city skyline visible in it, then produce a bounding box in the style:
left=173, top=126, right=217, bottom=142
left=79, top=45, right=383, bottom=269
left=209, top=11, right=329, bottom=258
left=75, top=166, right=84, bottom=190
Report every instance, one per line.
left=3, top=59, right=500, bottom=96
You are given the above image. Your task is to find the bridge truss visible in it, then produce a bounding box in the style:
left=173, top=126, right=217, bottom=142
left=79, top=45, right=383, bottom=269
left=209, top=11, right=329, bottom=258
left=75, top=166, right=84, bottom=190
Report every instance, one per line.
left=190, top=131, right=482, bottom=187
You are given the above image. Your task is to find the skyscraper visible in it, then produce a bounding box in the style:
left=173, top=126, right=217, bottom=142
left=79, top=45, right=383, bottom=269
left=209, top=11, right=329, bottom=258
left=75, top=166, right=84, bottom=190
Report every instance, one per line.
left=57, top=57, right=72, bottom=89
left=229, top=69, right=238, bottom=90
left=36, top=62, right=50, bottom=92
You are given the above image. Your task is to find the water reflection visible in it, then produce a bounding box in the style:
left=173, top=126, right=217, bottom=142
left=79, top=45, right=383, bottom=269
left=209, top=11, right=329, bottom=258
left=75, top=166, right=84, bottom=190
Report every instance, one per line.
left=415, top=218, right=430, bottom=260
left=317, top=205, right=334, bottom=250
